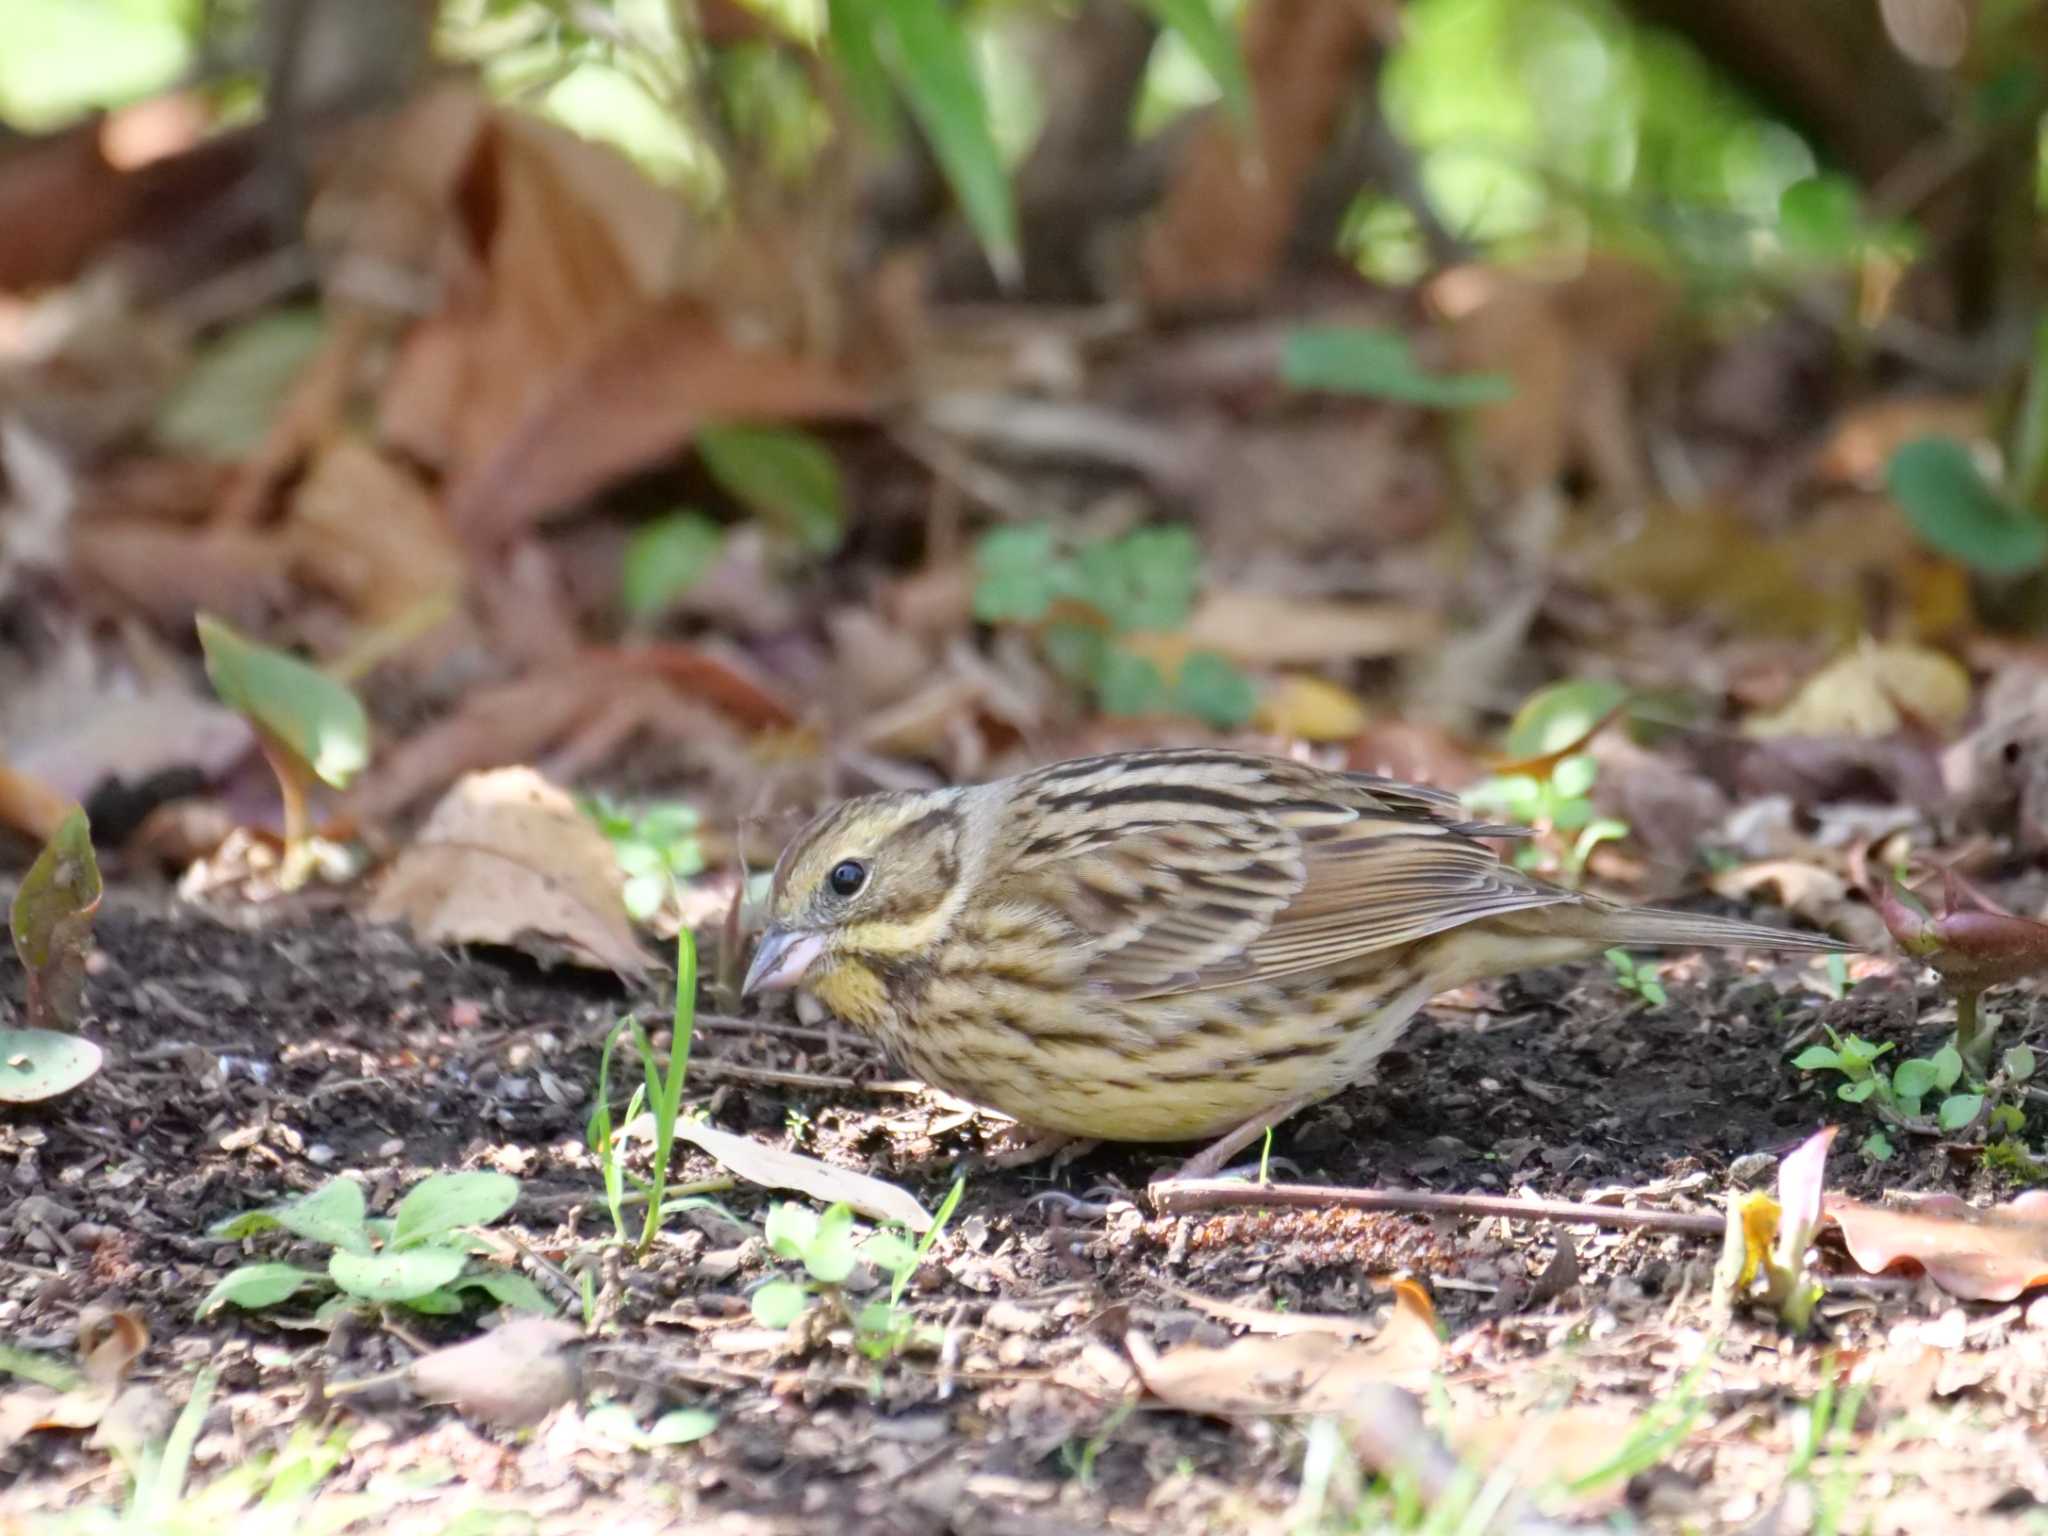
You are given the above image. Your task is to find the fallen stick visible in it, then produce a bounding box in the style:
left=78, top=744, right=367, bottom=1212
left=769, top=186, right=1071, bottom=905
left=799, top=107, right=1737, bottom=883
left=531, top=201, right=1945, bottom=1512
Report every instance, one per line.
left=1147, top=1179, right=1724, bottom=1236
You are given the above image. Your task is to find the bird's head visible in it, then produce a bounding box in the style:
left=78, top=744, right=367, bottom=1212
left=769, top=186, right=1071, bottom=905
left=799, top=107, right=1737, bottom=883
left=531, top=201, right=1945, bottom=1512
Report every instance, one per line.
left=742, top=788, right=973, bottom=1027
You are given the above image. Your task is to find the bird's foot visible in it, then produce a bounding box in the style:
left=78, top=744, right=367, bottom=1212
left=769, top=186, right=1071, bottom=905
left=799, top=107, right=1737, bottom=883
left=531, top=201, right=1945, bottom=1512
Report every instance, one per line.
left=979, top=1128, right=1101, bottom=1170
left=1148, top=1091, right=1323, bottom=1186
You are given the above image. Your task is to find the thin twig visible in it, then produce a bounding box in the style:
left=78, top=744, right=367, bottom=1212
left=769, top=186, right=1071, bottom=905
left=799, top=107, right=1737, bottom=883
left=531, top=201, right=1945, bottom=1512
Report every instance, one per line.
left=1147, top=1179, right=1724, bottom=1236
left=687, top=1058, right=926, bottom=1095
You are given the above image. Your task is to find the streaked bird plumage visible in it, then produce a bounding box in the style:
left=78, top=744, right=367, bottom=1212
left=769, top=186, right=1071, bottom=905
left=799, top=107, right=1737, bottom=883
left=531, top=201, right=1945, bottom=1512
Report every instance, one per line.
left=745, top=748, right=1853, bottom=1175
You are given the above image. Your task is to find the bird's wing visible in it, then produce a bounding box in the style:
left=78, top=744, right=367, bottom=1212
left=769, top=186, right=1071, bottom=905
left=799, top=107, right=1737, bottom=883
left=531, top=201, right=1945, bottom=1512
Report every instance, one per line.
left=1001, top=756, right=1573, bottom=1000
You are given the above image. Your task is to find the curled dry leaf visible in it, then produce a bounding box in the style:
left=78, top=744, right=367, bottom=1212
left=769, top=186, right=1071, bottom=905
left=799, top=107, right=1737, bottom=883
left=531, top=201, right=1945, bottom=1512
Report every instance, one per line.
left=406, top=1318, right=586, bottom=1427
left=11, top=806, right=102, bottom=1034
left=365, top=766, right=650, bottom=981
left=1126, top=1278, right=1442, bottom=1416
left=672, top=1118, right=932, bottom=1232
left=1827, top=1190, right=2048, bottom=1302
left=1744, top=640, right=1971, bottom=740
left=0, top=1309, right=147, bottom=1454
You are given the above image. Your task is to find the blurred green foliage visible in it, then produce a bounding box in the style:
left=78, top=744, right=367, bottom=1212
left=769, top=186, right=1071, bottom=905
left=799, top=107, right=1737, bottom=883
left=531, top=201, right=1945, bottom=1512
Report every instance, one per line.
left=974, top=522, right=1255, bottom=726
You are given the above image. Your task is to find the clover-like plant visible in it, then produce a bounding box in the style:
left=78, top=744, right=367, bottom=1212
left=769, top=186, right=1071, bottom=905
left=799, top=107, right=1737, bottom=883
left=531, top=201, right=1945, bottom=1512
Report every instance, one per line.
left=750, top=1180, right=963, bottom=1360
left=199, top=1171, right=551, bottom=1323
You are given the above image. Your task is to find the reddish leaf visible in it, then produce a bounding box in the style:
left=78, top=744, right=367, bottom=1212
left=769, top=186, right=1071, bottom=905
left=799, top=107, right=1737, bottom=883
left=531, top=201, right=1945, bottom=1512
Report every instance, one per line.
left=444, top=298, right=869, bottom=543
left=10, top=808, right=102, bottom=1033
left=1827, top=1191, right=2048, bottom=1302
left=1872, top=874, right=2048, bottom=988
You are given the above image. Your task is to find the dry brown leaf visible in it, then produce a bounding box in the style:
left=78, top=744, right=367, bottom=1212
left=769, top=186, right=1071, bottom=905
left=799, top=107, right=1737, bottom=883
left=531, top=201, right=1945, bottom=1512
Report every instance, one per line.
left=0, top=1310, right=147, bottom=1455
left=442, top=297, right=870, bottom=543
left=1184, top=589, right=1439, bottom=665
left=8, top=690, right=252, bottom=807
left=1828, top=1190, right=2048, bottom=1301
left=1126, top=1278, right=1441, bottom=1415
left=71, top=521, right=290, bottom=629
left=1707, top=859, right=1872, bottom=941
left=1140, top=0, right=1383, bottom=305
left=672, top=1119, right=933, bottom=1231
left=1816, top=395, right=1988, bottom=486
left=1159, top=1280, right=1380, bottom=1339
left=407, top=1318, right=585, bottom=1427
left=0, top=760, right=73, bottom=842
left=1746, top=640, right=1971, bottom=740
left=285, top=436, right=467, bottom=627
left=365, top=766, right=649, bottom=980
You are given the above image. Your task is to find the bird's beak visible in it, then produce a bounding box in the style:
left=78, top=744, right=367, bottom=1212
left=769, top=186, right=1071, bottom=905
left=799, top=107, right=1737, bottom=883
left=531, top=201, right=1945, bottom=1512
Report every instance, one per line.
left=742, top=927, right=826, bottom=997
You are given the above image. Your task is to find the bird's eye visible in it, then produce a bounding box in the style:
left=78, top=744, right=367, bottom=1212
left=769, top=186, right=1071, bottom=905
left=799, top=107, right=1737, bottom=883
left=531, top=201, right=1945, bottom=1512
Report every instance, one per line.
left=828, top=859, right=868, bottom=898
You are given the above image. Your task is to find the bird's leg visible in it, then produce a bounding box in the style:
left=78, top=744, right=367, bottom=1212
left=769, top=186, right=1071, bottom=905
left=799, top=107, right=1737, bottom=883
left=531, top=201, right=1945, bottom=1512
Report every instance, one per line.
left=980, top=1127, right=1101, bottom=1169
left=1152, top=1090, right=1326, bottom=1184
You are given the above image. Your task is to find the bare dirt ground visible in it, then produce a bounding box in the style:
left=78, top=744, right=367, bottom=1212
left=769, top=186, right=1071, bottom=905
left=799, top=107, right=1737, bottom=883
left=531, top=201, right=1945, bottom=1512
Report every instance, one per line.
left=5, top=888, right=2048, bottom=1534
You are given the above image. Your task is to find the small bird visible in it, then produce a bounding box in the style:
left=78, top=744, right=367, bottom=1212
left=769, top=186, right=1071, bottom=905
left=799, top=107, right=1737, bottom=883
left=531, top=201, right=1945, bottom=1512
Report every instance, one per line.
left=743, top=747, right=1853, bottom=1179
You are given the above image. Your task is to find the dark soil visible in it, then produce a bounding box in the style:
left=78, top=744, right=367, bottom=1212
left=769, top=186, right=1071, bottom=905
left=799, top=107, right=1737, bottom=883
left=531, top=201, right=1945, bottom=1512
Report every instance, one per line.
left=4, top=891, right=2043, bottom=1533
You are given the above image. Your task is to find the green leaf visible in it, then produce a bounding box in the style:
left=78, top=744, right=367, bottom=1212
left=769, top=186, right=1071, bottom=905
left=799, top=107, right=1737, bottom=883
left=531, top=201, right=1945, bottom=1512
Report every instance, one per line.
left=827, top=0, right=902, bottom=145
left=623, top=512, right=725, bottom=620
left=447, top=1269, right=558, bottom=1315
left=2005, top=1045, right=2037, bottom=1082
left=1281, top=326, right=1513, bottom=408
left=1640, top=979, right=1668, bottom=1008
left=750, top=1278, right=810, bottom=1328
left=393, top=1171, right=521, bottom=1249
left=1887, top=436, right=2048, bottom=576
left=1930, top=1044, right=1965, bottom=1092
left=876, top=0, right=1018, bottom=286
left=1135, top=0, right=1252, bottom=128
left=804, top=1203, right=859, bottom=1284
left=1094, top=648, right=1168, bottom=716
left=1172, top=651, right=1256, bottom=727
left=195, top=613, right=370, bottom=789
left=401, top=1287, right=467, bottom=1315
left=0, top=1030, right=103, bottom=1103
left=1892, top=1058, right=1940, bottom=1101
left=763, top=1202, right=817, bottom=1259
left=1503, top=679, right=1630, bottom=760
left=329, top=1246, right=467, bottom=1303
left=1790, top=1046, right=1843, bottom=1072
left=646, top=1407, right=718, bottom=1445
left=195, top=1263, right=324, bottom=1318
left=697, top=426, right=845, bottom=554
left=1938, top=1092, right=1985, bottom=1132
left=973, top=523, right=1063, bottom=621
left=1549, top=754, right=1598, bottom=800
left=1072, top=527, right=1201, bottom=632
left=1860, top=1131, right=1895, bottom=1163
left=10, top=806, right=101, bottom=1035
left=1837, top=1079, right=1878, bottom=1103
left=861, top=1231, right=918, bottom=1276
left=1991, top=1104, right=2028, bottom=1135
left=155, top=310, right=326, bottom=460
left=1776, top=174, right=1863, bottom=259
left=270, top=1179, right=372, bottom=1254
left=1041, top=621, right=1108, bottom=684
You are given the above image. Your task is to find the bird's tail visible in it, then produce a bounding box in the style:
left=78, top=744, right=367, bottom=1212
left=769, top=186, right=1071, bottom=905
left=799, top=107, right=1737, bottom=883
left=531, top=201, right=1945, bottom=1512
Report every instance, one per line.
left=1570, top=899, right=1856, bottom=953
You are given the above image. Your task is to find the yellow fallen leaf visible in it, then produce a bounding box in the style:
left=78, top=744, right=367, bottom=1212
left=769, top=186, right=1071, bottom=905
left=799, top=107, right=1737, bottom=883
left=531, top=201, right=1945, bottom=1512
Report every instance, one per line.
left=1256, top=674, right=1369, bottom=742
left=1745, top=639, right=1970, bottom=740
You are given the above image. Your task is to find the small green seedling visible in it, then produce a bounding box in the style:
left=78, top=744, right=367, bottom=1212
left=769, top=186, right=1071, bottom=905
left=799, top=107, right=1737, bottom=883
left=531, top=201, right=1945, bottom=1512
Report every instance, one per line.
left=1605, top=949, right=1668, bottom=1008
left=1793, top=1027, right=2034, bottom=1141
left=588, top=930, right=707, bottom=1255
left=195, top=612, right=369, bottom=887
left=751, top=1178, right=964, bottom=1361
left=1464, top=679, right=1632, bottom=885
left=199, top=1171, right=551, bottom=1323
left=587, top=797, right=706, bottom=923
left=2, top=806, right=105, bottom=1103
